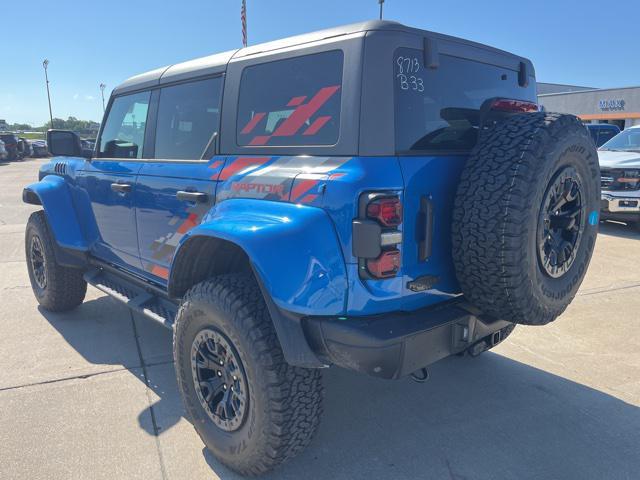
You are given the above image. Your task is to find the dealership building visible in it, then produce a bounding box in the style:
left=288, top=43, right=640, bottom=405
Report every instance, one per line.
left=537, top=83, right=640, bottom=131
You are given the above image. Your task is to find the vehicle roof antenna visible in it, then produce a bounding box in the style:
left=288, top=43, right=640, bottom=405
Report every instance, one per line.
left=378, top=0, right=384, bottom=20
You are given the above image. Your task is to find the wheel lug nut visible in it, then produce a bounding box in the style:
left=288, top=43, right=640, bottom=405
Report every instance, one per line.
left=233, top=375, right=237, bottom=381
left=223, top=384, right=227, bottom=390
left=217, top=371, right=222, bottom=376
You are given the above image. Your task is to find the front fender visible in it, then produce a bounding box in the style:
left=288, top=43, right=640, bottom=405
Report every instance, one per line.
left=23, top=175, right=88, bottom=251
left=179, top=199, right=348, bottom=316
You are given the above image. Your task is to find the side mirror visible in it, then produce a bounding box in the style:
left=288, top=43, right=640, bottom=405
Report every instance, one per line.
left=47, top=130, right=92, bottom=158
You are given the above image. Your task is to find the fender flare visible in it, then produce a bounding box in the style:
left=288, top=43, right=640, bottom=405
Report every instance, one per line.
left=170, top=199, right=349, bottom=368
left=174, top=198, right=348, bottom=316
left=23, top=175, right=88, bottom=266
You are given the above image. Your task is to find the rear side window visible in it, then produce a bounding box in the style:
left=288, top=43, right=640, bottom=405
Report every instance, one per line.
left=155, top=77, right=223, bottom=160
left=394, top=48, right=537, bottom=153
left=237, top=50, right=343, bottom=147
left=99, top=91, right=150, bottom=158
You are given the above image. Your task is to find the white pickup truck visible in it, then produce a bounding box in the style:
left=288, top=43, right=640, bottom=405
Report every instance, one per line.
left=598, top=125, right=640, bottom=230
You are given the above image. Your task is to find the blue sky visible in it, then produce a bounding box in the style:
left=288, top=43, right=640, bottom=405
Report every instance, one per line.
left=2, top=0, right=638, bottom=126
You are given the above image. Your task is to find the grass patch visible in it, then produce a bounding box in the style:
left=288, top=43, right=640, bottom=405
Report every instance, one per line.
left=19, top=132, right=46, bottom=140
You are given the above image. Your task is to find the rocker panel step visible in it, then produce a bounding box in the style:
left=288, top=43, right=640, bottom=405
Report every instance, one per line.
left=84, top=268, right=177, bottom=329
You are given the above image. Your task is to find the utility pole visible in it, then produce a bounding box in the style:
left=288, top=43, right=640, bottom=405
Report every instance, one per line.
left=100, top=83, right=106, bottom=112
left=378, top=0, right=385, bottom=20
left=42, top=59, right=54, bottom=129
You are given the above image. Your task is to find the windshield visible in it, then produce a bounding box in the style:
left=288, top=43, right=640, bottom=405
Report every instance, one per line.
left=600, top=128, right=640, bottom=151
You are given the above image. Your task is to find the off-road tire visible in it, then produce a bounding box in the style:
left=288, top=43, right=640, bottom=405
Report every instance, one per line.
left=25, top=211, right=87, bottom=312
left=173, top=274, right=323, bottom=476
left=452, top=113, right=599, bottom=325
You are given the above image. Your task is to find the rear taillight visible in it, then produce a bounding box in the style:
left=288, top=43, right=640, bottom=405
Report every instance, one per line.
left=366, top=249, right=400, bottom=278
left=490, top=98, right=539, bottom=113
left=366, top=197, right=402, bottom=227
left=353, top=193, right=403, bottom=279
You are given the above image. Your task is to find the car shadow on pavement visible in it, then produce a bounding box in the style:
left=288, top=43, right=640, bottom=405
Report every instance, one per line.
left=37, top=295, right=180, bottom=435
left=39, top=296, right=639, bottom=480
left=599, top=221, right=640, bottom=239
left=247, top=354, right=639, bottom=480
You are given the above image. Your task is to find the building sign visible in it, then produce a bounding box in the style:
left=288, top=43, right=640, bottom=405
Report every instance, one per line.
left=599, top=99, right=625, bottom=111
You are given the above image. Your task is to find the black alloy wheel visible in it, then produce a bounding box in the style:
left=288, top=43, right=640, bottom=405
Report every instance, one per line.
left=30, top=234, right=47, bottom=289
left=191, top=328, right=248, bottom=432
left=537, top=166, right=585, bottom=279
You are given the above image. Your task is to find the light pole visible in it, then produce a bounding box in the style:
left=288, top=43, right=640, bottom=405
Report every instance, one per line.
left=42, top=59, right=54, bottom=129
left=378, top=0, right=385, bottom=20
left=99, top=83, right=106, bottom=112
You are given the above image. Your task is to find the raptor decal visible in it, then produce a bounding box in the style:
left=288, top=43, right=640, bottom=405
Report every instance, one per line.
left=144, top=155, right=352, bottom=278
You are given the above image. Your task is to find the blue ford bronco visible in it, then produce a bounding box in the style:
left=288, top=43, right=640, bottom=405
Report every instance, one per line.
left=23, top=21, right=600, bottom=475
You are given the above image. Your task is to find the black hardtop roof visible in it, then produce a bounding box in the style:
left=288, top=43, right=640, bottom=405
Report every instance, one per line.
left=113, top=20, right=533, bottom=95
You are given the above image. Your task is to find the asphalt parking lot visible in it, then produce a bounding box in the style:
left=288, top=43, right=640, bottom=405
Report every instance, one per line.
left=0, top=157, right=638, bottom=480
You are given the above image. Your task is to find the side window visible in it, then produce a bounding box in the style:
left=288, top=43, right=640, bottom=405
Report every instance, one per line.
left=98, top=91, right=150, bottom=158
left=598, top=129, right=617, bottom=146
left=155, top=77, right=223, bottom=160
left=237, top=50, right=343, bottom=147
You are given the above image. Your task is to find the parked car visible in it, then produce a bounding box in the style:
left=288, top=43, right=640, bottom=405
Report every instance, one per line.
left=586, top=123, right=620, bottom=147
left=598, top=125, right=640, bottom=229
left=0, top=133, right=19, bottom=160
left=18, top=137, right=32, bottom=158
left=29, top=139, right=48, bottom=157
left=22, top=21, right=600, bottom=476
left=0, top=139, right=7, bottom=161
left=80, top=138, right=95, bottom=151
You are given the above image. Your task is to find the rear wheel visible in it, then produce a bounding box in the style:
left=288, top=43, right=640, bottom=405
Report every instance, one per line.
left=25, top=211, right=87, bottom=312
left=452, top=113, right=600, bottom=325
left=173, top=274, right=323, bottom=476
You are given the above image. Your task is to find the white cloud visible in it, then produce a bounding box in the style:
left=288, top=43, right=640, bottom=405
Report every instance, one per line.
left=73, top=93, right=79, bottom=100
left=84, top=95, right=95, bottom=101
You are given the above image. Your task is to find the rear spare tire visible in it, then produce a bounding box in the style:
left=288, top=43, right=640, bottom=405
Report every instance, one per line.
left=452, top=113, right=599, bottom=325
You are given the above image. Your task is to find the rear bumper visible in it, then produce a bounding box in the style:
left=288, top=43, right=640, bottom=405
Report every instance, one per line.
left=303, top=300, right=512, bottom=379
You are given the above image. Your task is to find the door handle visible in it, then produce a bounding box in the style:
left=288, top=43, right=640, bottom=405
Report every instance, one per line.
left=176, top=190, right=209, bottom=203
left=111, top=182, right=132, bottom=194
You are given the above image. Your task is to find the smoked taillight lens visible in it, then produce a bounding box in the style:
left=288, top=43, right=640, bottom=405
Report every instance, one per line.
left=366, top=197, right=402, bottom=227
left=366, top=249, right=401, bottom=278
left=354, top=193, right=403, bottom=279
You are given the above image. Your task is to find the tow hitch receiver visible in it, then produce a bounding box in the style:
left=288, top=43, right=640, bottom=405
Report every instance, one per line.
left=467, top=328, right=506, bottom=357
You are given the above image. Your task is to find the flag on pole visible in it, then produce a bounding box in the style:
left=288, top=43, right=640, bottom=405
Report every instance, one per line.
left=241, top=0, right=247, bottom=47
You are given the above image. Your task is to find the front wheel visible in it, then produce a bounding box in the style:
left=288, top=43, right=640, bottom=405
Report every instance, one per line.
left=25, top=211, right=87, bottom=312
left=173, top=274, right=323, bottom=476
